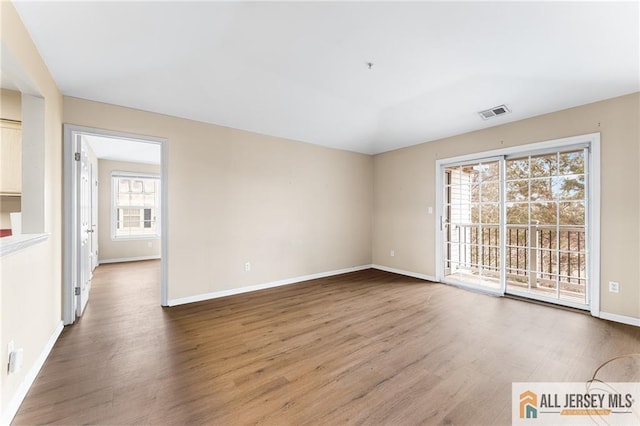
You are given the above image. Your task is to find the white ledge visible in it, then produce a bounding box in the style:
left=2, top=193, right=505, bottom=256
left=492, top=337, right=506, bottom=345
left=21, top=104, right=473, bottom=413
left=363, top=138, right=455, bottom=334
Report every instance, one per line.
left=0, top=233, right=49, bottom=257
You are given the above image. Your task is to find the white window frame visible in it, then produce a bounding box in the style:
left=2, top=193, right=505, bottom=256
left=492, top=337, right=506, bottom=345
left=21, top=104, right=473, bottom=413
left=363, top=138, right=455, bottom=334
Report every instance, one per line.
left=435, top=132, right=600, bottom=317
left=111, top=171, right=161, bottom=240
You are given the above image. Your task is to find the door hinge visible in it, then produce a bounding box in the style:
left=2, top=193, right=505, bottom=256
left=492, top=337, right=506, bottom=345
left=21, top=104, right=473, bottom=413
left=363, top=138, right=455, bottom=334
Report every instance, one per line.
left=74, top=152, right=81, bottom=161
left=74, top=287, right=81, bottom=296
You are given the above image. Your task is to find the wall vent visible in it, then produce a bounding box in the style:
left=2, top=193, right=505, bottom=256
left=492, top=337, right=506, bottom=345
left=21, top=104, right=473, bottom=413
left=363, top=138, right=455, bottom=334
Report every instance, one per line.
left=478, top=105, right=511, bottom=120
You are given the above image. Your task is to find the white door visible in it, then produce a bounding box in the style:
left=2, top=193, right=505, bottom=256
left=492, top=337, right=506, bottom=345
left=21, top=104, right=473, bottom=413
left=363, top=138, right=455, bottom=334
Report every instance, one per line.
left=91, top=164, right=99, bottom=271
left=441, top=158, right=505, bottom=294
left=77, top=144, right=92, bottom=316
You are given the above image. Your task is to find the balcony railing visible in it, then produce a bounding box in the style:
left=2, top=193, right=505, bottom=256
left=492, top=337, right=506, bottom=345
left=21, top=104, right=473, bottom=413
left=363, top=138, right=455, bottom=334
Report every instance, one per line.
left=446, top=223, right=586, bottom=296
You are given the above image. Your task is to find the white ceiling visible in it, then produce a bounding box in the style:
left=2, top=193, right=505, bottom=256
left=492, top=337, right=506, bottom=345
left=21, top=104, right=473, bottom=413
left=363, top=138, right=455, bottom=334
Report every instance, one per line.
left=82, top=134, right=161, bottom=165
left=13, top=1, right=640, bottom=154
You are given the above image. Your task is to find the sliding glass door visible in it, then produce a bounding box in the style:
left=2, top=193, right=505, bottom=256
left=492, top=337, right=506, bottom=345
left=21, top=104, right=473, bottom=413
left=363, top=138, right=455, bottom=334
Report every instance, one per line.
left=440, top=142, right=592, bottom=309
left=442, top=158, right=504, bottom=293
left=504, top=149, right=588, bottom=305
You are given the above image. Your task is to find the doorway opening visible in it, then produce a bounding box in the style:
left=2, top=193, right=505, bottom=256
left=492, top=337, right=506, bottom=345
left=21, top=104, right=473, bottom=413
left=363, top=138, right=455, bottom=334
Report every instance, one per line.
left=63, top=125, right=168, bottom=325
left=436, top=133, right=600, bottom=314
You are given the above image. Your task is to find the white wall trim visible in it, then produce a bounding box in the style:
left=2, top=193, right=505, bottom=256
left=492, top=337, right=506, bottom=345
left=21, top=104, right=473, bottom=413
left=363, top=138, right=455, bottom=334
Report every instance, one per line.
left=2, top=321, right=63, bottom=426
left=588, top=134, right=601, bottom=318
left=99, top=255, right=161, bottom=265
left=371, top=264, right=437, bottom=282
left=168, top=264, right=373, bottom=306
left=598, top=312, right=640, bottom=327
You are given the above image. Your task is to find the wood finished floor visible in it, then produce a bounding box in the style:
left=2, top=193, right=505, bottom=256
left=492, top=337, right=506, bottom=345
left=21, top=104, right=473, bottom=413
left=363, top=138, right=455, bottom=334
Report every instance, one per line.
left=13, top=260, right=640, bottom=425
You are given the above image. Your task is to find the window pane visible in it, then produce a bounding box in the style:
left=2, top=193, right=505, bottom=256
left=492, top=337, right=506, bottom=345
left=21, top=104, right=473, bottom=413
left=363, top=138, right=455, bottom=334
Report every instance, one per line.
left=121, top=208, right=140, bottom=228
left=559, top=151, right=584, bottom=175
left=118, top=192, right=130, bottom=206
left=559, top=229, right=585, bottom=253
left=119, top=179, right=130, bottom=193
left=451, top=202, right=472, bottom=224
left=537, top=248, right=557, bottom=276
left=559, top=201, right=585, bottom=225
left=537, top=228, right=558, bottom=250
left=143, top=193, right=156, bottom=206
left=470, top=203, right=480, bottom=223
left=143, top=180, right=155, bottom=193
left=530, top=178, right=553, bottom=201
left=130, top=193, right=144, bottom=206
left=552, top=175, right=584, bottom=200
left=480, top=162, right=500, bottom=182
left=481, top=203, right=499, bottom=224
left=452, top=184, right=472, bottom=204
left=460, top=165, right=480, bottom=184
left=506, top=246, right=528, bottom=272
left=506, top=226, right=528, bottom=247
left=530, top=154, right=557, bottom=178
left=506, top=180, right=528, bottom=201
left=447, top=167, right=462, bottom=185
left=481, top=182, right=499, bottom=202
left=469, top=183, right=480, bottom=203
left=131, top=180, right=143, bottom=193
left=507, top=202, right=528, bottom=224
left=507, top=157, right=529, bottom=180
left=531, top=202, right=557, bottom=225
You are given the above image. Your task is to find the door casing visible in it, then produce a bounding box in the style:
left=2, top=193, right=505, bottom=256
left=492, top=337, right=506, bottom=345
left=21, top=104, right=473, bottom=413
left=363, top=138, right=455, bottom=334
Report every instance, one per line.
left=63, top=124, right=169, bottom=325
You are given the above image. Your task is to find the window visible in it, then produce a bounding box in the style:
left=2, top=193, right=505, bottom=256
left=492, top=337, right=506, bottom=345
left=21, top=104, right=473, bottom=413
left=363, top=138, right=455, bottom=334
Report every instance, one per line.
left=438, top=133, right=598, bottom=312
left=112, top=173, right=160, bottom=239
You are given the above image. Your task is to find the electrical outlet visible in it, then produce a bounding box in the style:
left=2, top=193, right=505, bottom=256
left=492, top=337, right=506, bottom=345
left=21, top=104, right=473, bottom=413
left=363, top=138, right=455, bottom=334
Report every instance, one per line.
left=390, top=250, right=395, bottom=257
left=7, top=341, right=15, bottom=374
left=8, top=348, right=23, bottom=374
left=244, top=262, right=251, bottom=272
left=608, top=281, right=619, bottom=293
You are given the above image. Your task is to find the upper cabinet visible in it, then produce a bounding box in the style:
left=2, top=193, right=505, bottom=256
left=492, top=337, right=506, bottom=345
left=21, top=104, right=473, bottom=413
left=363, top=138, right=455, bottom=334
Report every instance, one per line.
left=1, top=119, right=22, bottom=195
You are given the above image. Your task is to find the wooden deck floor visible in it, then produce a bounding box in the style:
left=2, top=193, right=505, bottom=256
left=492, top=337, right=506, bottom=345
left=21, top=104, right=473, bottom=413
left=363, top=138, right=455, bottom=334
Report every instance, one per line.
left=13, top=260, right=640, bottom=425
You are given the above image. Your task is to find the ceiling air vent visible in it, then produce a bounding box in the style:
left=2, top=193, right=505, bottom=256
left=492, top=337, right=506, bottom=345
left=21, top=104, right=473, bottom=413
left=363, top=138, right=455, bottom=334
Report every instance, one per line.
left=478, top=105, right=511, bottom=120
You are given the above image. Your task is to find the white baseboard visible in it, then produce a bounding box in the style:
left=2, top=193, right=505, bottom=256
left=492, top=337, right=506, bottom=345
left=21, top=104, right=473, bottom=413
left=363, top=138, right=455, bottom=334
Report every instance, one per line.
left=372, top=264, right=437, bottom=282
left=2, top=321, right=63, bottom=426
left=99, top=255, right=161, bottom=264
left=168, top=264, right=373, bottom=306
left=599, top=311, right=640, bottom=327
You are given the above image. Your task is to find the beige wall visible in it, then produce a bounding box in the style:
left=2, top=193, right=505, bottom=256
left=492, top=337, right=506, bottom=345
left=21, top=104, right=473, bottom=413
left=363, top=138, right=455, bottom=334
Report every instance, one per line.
left=373, top=92, right=640, bottom=319
left=98, top=159, right=161, bottom=262
left=1, top=1, right=63, bottom=418
left=64, top=97, right=374, bottom=300
left=0, top=89, right=21, bottom=121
